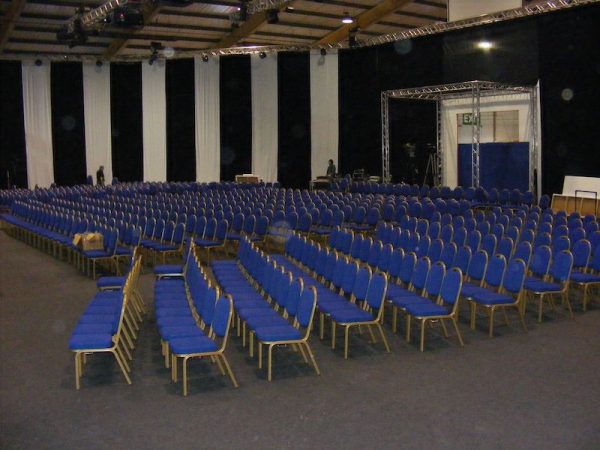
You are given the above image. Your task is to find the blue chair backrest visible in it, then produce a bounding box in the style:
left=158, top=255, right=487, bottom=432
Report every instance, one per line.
left=572, top=239, right=591, bottom=270
left=367, top=241, right=383, bottom=267
left=416, top=235, right=431, bottom=259
left=512, top=241, right=532, bottom=267
left=441, top=268, right=462, bottom=306
left=552, top=235, right=570, bottom=257
left=215, top=219, right=229, bottom=240
left=284, top=278, right=303, bottom=317
left=453, top=246, right=472, bottom=273
left=365, top=272, right=387, bottom=310
left=211, top=295, right=232, bottom=338
left=425, top=261, right=446, bottom=297
left=481, top=234, right=497, bottom=257
left=428, top=221, right=441, bottom=240
left=352, top=267, right=372, bottom=301
left=398, top=252, right=417, bottom=284
left=201, top=286, right=218, bottom=325
left=427, top=238, right=444, bottom=262
left=359, top=238, right=372, bottom=263
left=485, top=254, right=506, bottom=289
left=440, top=242, right=457, bottom=267
left=466, top=230, right=481, bottom=253
left=549, top=250, right=573, bottom=282
left=502, top=259, right=526, bottom=294
left=496, top=237, right=514, bottom=260
left=440, top=224, right=453, bottom=243
left=341, top=261, right=359, bottom=294
left=387, top=248, right=404, bottom=278
left=411, top=257, right=431, bottom=291
left=468, top=250, right=488, bottom=282
left=377, top=244, right=393, bottom=272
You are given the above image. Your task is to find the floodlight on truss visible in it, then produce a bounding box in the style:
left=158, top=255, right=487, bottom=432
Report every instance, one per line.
left=246, top=0, right=294, bottom=14
left=78, top=0, right=130, bottom=27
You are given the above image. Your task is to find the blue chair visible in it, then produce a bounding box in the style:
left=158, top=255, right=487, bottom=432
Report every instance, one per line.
left=524, top=250, right=574, bottom=322
left=197, top=219, right=229, bottom=264
left=512, top=241, right=532, bottom=268
left=439, top=242, right=457, bottom=267
left=329, top=272, right=390, bottom=359
left=169, top=294, right=238, bottom=395
left=496, top=237, right=514, bottom=260
left=481, top=233, right=497, bottom=257
left=570, top=245, right=600, bottom=311
left=452, top=246, right=472, bottom=274
left=466, top=230, right=482, bottom=253
left=469, top=258, right=527, bottom=337
left=404, top=268, right=464, bottom=352
left=253, top=285, right=320, bottom=381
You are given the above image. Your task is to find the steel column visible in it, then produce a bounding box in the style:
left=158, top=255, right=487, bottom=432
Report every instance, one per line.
left=381, top=92, right=391, bottom=183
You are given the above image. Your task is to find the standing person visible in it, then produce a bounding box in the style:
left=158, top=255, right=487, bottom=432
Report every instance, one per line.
left=326, top=159, right=336, bottom=179
left=96, top=165, right=105, bottom=186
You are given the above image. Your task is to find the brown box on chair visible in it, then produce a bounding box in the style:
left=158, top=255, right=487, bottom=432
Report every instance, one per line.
left=80, top=232, right=104, bottom=251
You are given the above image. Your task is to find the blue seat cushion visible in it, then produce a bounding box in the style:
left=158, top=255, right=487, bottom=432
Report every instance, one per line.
left=154, top=264, right=183, bottom=275
left=69, top=333, right=113, bottom=350
left=169, top=335, right=218, bottom=354
left=237, top=305, right=275, bottom=321
left=153, top=244, right=178, bottom=252
left=157, top=316, right=197, bottom=332
left=97, top=276, right=126, bottom=289
left=318, top=299, right=351, bottom=314
left=155, top=308, right=193, bottom=319
left=387, top=284, right=411, bottom=298
left=570, top=272, right=600, bottom=283
left=329, top=305, right=374, bottom=323
left=471, top=292, right=516, bottom=305
left=115, top=247, right=132, bottom=255
left=523, top=280, right=561, bottom=293
left=405, top=302, right=450, bottom=317
left=389, top=294, right=431, bottom=308
left=246, top=314, right=289, bottom=330
left=254, top=324, right=301, bottom=342
left=160, top=325, right=205, bottom=341
left=461, top=283, right=487, bottom=298
left=83, top=250, right=111, bottom=258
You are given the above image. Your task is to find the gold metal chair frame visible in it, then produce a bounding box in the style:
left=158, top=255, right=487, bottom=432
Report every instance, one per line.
left=170, top=294, right=239, bottom=396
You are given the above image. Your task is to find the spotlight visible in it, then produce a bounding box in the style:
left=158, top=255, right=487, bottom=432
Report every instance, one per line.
left=341, top=12, right=353, bottom=24
left=348, top=27, right=359, bottom=48
left=35, top=59, right=42, bottom=66
left=320, top=48, right=327, bottom=56
left=238, top=1, right=248, bottom=21
left=149, top=41, right=162, bottom=65
left=201, top=54, right=209, bottom=62
left=477, top=40, right=493, bottom=50
left=96, top=60, right=103, bottom=67
left=259, top=51, right=266, bottom=59
left=266, top=9, right=279, bottom=24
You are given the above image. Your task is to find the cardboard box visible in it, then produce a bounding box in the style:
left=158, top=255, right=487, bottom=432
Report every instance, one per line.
left=76, top=232, right=104, bottom=251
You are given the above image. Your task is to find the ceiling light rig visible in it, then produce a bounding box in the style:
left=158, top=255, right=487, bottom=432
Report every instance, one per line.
left=341, top=12, right=354, bottom=24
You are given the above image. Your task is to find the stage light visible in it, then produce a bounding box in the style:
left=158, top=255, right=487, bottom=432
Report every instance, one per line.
left=341, top=12, right=353, bottom=24
left=259, top=51, right=266, bottom=59
left=35, top=59, right=43, bottom=66
left=96, top=60, right=103, bottom=67
left=477, top=40, right=493, bottom=50
left=201, top=54, right=209, bottom=62
left=320, top=48, right=327, bottom=56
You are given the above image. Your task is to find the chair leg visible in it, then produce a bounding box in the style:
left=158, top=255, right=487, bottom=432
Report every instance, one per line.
left=249, top=331, right=254, bottom=358
left=440, top=319, right=449, bottom=337
left=303, top=342, right=321, bottom=375
left=258, top=343, right=263, bottom=369
left=538, top=295, right=544, bottom=323
left=376, top=323, right=391, bottom=353
left=112, top=350, right=132, bottom=385
left=517, top=305, right=528, bottom=332
left=171, top=355, right=177, bottom=382
left=344, top=325, right=350, bottom=359
left=470, top=301, right=477, bottom=330
left=564, top=292, right=573, bottom=318
left=451, top=318, right=464, bottom=347
left=405, top=315, right=411, bottom=343
left=419, top=319, right=426, bottom=352
left=182, top=357, right=188, bottom=396
left=74, top=353, right=81, bottom=390
left=502, top=307, right=510, bottom=326
left=319, top=313, right=324, bottom=340
left=331, top=321, right=336, bottom=349
left=219, top=354, right=239, bottom=388
left=367, top=324, right=377, bottom=344
left=267, top=344, right=274, bottom=382
left=489, top=307, right=495, bottom=337
left=392, top=306, right=398, bottom=333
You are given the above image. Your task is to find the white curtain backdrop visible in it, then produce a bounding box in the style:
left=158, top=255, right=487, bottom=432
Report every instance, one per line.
left=83, top=61, right=112, bottom=184
left=251, top=53, right=278, bottom=182
left=194, top=56, right=221, bottom=182
left=142, top=61, right=167, bottom=182
left=441, top=93, right=532, bottom=188
left=310, top=50, right=338, bottom=180
left=22, top=60, right=54, bottom=189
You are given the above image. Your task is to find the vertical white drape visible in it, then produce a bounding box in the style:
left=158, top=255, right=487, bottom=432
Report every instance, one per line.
left=251, top=53, right=278, bottom=182
left=22, top=61, right=54, bottom=189
left=194, top=56, right=221, bottom=182
left=142, top=61, right=167, bottom=182
left=310, top=50, right=338, bottom=180
left=83, top=61, right=112, bottom=184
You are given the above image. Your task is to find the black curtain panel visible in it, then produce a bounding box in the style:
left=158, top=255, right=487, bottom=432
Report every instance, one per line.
left=538, top=5, right=600, bottom=195
left=166, top=58, right=196, bottom=182
left=277, top=52, right=311, bottom=189
left=0, top=61, right=27, bottom=188
left=50, top=62, right=87, bottom=186
left=111, top=63, right=143, bottom=182
left=442, top=17, right=539, bottom=85
left=219, top=55, right=252, bottom=181
left=338, top=35, right=443, bottom=180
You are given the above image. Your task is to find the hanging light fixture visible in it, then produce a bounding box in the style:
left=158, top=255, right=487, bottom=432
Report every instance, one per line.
left=341, top=12, right=353, bottom=24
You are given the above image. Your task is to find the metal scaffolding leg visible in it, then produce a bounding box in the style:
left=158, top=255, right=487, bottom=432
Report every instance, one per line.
left=471, top=84, right=481, bottom=188
left=436, top=98, right=443, bottom=186
left=381, top=92, right=391, bottom=183
left=529, top=87, right=538, bottom=195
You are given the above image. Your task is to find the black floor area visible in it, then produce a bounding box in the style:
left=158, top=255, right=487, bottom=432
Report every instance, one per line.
left=1, top=230, right=600, bottom=449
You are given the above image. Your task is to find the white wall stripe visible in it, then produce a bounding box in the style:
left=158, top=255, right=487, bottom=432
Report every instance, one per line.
left=194, top=56, right=221, bottom=182
left=21, top=60, right=54, bottom=189
left=142, top=61, right=167, bottom=182
left=251, top=53, right=278, bottom=183
left=310, top=50, right=339, bottom=180
left=83, top=61, right=112, bottom=184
